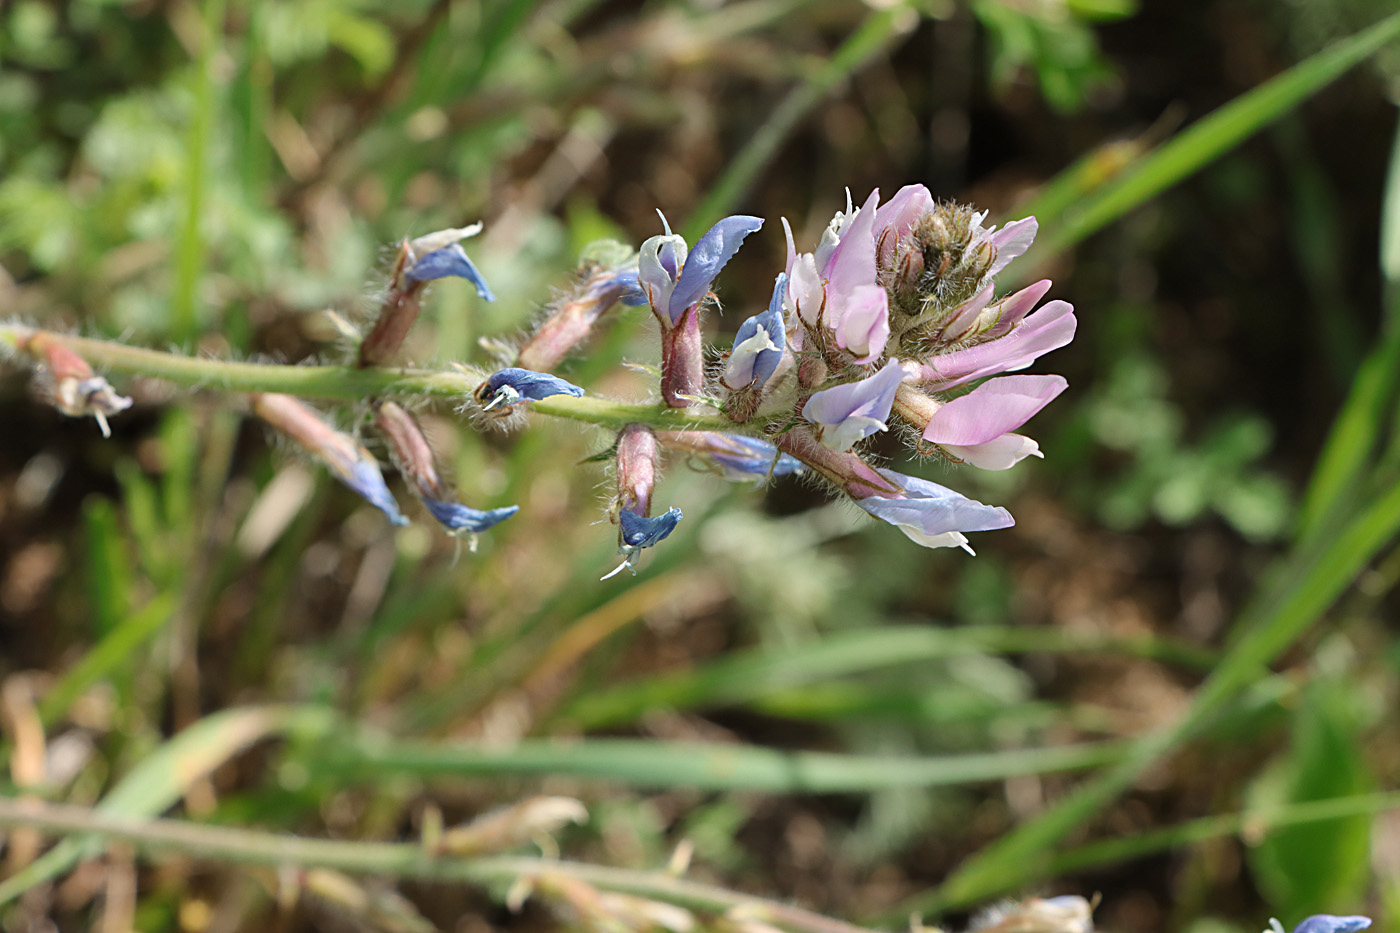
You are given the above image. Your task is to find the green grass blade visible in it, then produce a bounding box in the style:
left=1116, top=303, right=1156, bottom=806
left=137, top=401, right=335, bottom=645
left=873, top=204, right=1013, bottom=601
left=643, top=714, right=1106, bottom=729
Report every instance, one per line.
left=1043, top=791, right=1400, bottom=879
left=312, top=733, right=1128, bottom=794
left=1031, top=12, right=1400, bottom=259
left=554, top=626, right=1214, bottom=730
left=1296, top=113, right=1400, bottom=540
left=37, top=595, right=178, bottom=728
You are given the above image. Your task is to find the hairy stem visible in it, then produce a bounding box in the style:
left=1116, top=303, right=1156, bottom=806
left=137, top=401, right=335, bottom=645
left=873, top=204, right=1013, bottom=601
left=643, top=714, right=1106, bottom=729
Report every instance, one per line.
left=0, top=798, right=876, bottom=933
left=0, top=324, right=747, bottom=435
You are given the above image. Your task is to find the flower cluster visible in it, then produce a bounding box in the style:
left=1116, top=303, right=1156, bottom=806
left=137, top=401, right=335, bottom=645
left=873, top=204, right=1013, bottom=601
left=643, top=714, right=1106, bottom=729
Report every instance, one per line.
left=13, top=184, right=1076, bottom=577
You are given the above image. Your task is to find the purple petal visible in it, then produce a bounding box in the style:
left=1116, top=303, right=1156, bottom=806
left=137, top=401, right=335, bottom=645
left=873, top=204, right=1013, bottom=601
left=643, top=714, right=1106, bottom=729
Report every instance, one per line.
left=824, top=189, right=881, bottom=294
left=422, top=499, right=519, bottom=534
left=856, top=467, right=1014, bottom=546
left=873, top=184, right=933, bottom=265
left=343, top=460, right=409, bottom=526
left=667, top=215, right=764, bottom=323
left=619, top=506, right=683, bottom=549
left=480, top=368, right=585, bottom=405
left=985, top=216, right=1038, bottom=276
left=802, top=359, right=905, bottom=447
left=832, top=284, right=890, bottom=363
left=981, top=279, right=1053, bottom=339
left=404, top=244, right=496, bottom=301
left=1292, top=918, right=1372, bottom=933
left=638, top=233, right=686, bottom=318
left=922, top=374, right=1068, bottom=446
left=917, top=302, right=1076, bottom=389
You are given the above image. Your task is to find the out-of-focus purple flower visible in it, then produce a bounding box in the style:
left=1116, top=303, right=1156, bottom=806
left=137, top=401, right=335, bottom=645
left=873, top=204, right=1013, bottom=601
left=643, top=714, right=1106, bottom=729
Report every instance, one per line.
left=722, top=274, right=788, bottom=391
left=802, top=359, right=905, bottom=451
left=1290, top=917, right=1372, bottom=933
left=401, top=225, right=495, bottom=300
left=914, top=300, right=1077, bottom=390
left=920, top=374, right=1067, bottom=470
left=421, top=498, right=520, bottom=534
left=659, top=431, right=805, bottom=483
left=475, top=368, right=585, bottom=411
left=638, top=214, right=763, bottom=326
left=254, top=393, right=407, bottom=526
left=855, top=467, right=1014, bottom=552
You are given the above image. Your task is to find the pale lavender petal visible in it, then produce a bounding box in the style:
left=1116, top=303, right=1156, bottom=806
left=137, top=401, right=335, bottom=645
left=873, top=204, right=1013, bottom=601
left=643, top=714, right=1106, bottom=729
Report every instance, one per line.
left=986, top=216, right=1038, bottom=276
left=856, top=467, right=1014, bottom=549
left=922, top=374, right=1068, bottom=446
left=824, top=189, right=880, bottom=293
left=788, top=252, right=824, bottom=326
left=940, top=281, right=994, bottom=342
left=668, top=215, right=764, bottom=322
left=917, top=302, right=1076, bottom=389
left=802, top=359, right=905, bottom=450
left=981, top=279, right=1053, bottom=338
left=1292, top=917, right=1372, bottom=933
left=833, top=284, right=890, bottom=363
left=873, top=184, right=933, bottom=265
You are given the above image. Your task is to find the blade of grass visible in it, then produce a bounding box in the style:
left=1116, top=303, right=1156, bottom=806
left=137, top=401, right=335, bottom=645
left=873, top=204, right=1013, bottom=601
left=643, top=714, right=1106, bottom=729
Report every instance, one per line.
left=0, top=705, right=332, bottom=906
left=1045, top=791, right=1400, bottom=879
left=170, top=0, right=225, bottom=343
left=309, top=732, right=1128, bottom=793
left=552, top=625, right=1215, bottom=730
left=1027, top=11, right=1400, bottom=262
left=1296, top=110, right=1400, bottom=539
left=682, top=2, right=918, bottom=240
left=891, top=470, right=1400, bottom=918
left=37, top=595, right=178, bottom=729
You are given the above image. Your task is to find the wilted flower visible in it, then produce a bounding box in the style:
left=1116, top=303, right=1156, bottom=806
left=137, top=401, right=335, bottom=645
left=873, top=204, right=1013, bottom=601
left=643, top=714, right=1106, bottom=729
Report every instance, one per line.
left=21, top=334, right=132, bottom=437
left=253, top=393, right=407, bottom=526
left=374, top=401, right=518, bottom=538
left=474, top=368, right=585, bottom=411
left=802, top=359, right=906, bottom=451
left=517, top=262, right=642, bottom=372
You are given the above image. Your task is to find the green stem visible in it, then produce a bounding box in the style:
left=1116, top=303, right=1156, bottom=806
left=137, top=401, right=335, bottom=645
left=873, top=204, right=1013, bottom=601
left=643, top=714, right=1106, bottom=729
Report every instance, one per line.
left=0, top=799, right=875, bottom=933
left=0, top=324, right=747, bottom=435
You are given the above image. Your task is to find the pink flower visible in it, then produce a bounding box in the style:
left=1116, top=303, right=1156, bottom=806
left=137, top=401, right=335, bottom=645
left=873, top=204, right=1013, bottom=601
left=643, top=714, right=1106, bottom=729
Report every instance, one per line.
left=913, top=300, right=1076, bottom=390
left=920, top=375, right=1068, bottom=470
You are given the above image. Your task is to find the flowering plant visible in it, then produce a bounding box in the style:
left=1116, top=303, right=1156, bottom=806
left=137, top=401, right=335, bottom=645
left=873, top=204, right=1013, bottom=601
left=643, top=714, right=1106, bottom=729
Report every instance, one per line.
left=2, top=185, right=1074, bottom=577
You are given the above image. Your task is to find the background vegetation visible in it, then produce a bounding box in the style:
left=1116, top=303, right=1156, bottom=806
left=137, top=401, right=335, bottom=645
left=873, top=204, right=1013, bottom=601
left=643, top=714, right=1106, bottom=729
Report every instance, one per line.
left=3, top=0, right=1400, bottom=931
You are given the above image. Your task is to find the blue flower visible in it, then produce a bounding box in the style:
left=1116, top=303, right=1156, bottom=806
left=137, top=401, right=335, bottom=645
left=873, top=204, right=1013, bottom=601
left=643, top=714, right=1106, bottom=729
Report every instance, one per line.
left=477, top=368, right=585, bottom=410
left=421, top=498, right=520, bottom=535
left=404, top=244, right=496, bottom=301
left=602, top=506, right=683, bottom=580
left=638, top=215, right=764, bottom=326
left=855, top=467, right=1013, bottom=552
left=620, top=506, right=682, bottom=548
left=721, top=273, right=788, bottom=391
left=801, top=359, right=905, bottom=451
left=1292, top=917, right=1372, bottom=933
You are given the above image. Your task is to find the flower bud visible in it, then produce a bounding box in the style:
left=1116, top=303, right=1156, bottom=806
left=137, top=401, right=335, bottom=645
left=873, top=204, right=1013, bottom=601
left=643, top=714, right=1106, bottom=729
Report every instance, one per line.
left=22, top=334, right=132, bottom=438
